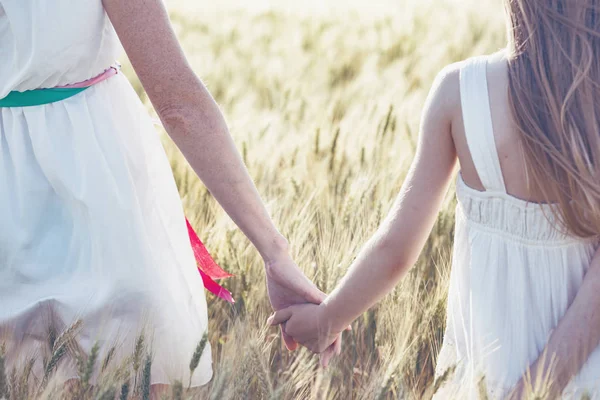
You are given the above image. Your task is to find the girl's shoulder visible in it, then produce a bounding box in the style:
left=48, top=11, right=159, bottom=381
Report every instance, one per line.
left=429, top=50, right=508, bottom=123
left=436, top=49, right=507, bottom=85
left=426, top=60, right=462, bottom=124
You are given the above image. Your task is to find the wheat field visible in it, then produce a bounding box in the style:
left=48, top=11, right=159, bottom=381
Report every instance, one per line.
left=158, top=2, right=505, bottom=398
left=1, top=1, right=512, bottom=399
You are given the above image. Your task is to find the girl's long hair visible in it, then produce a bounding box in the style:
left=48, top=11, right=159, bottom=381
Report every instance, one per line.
left=506, top=0, right=600, bottom=237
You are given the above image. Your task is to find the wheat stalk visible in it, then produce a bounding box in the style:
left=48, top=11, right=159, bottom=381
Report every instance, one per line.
left=141, top=355, right=152, bottom=400
left=188, top=332, right=208, bottom=390
left=53, top=319, right=83, bottom=354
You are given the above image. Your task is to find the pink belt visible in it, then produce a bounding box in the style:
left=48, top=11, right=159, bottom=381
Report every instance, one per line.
left=62, top=66, right=235, bottom=303
left=56, top=65, right=120, bottom=89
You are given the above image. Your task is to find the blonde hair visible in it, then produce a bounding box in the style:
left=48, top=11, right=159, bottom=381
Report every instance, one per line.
left=506, top=0, right=600, bottom=237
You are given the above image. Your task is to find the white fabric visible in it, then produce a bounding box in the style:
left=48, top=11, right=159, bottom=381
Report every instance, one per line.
left=433, top=56, right=600, bottom=399
left=459, top=57, right=506, bottom=193
left=0, top=0, right=212, bottom=386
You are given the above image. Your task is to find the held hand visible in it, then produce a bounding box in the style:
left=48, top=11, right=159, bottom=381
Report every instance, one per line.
left=267, top=304, right=341, bottom=354
left=264, top=253, right=342, bottom=365
left=264, top=253, right=324, bottom=313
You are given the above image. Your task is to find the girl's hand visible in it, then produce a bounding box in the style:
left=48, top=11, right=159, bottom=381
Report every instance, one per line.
left=264, top=252, right=343, bottom=366
left=268, top=304, right=341, bottom=355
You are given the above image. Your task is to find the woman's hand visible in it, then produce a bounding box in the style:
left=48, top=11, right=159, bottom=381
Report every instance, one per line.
left=264, top=252, right=342, bottom=366
left=264, top=250, right=324, bottom=314
left=268, top=303, right=341, bottom=354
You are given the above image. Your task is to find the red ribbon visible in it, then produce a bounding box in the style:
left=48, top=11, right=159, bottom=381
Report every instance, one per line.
left=186, top=218, right=235, bottom=303
left=46, top=68, right=235, bottom=303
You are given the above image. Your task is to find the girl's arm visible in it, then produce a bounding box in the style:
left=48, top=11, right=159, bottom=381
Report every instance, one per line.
left=270, top=65, right=460, bottom=352
left=509, top=249, right=600, bottom=398
left=102, top=0, right=340, bottom=356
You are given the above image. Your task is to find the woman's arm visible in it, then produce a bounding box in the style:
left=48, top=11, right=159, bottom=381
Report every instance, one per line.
left=270, top=65, right=460, bottom=352
left=509, top=248, right=600, bottom=399
left=102, top=0, right=341, bottom=357
left=102, top=0, right=286, bottom=262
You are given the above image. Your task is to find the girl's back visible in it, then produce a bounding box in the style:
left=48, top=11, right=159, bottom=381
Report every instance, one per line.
left=434, top=52, right=600, bottom=398
left=454, top=51, right=544, bottom=202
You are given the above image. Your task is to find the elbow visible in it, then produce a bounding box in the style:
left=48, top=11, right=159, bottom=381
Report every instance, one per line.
left=585, top=257, right=600, bottom=288
left=156, top=103, right=189, bottom=131
left=587, top=249, right=600, bottom=278
left=153, top=76, right=219, bottom=135
left=157, top=104, right=198, bottom=141
left=157, top=98, right=228, bottom=141
left=373, top=235, right=414, bottom=275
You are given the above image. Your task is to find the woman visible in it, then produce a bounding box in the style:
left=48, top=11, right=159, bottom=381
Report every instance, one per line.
left=271, top=1, right=600, bottom=398
left=0, top=0, right=339, bottom=396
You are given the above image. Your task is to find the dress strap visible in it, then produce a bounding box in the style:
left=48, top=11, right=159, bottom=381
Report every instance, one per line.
left=459, top=56, right=507, bottom=193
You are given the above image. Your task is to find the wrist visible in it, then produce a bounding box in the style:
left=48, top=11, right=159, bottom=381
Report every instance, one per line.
left=319, top=299, right=347, bottom=335
left=260, top=233, right=290, bottom=266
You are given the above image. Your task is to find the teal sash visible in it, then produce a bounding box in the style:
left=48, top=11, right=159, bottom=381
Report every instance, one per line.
left=0, top=87, right=88, bottom=108
left=0, top=74, right=236, bottom=303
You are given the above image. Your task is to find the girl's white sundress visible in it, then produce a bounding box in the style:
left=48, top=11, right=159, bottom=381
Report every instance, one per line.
left=433, top=56, right=600, bottom=399
left=0, top=1, right=212, bottom=386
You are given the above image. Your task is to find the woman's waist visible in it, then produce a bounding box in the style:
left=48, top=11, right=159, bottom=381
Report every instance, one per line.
left=0, top=58, right=121, bottom=99
left=0, top=64, right=123, bottom=108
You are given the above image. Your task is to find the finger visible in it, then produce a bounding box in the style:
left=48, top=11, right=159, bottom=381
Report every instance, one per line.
left=277, top=266, right=326, bottom=305
left=319, top=344, right=336, bottom=368
left=302, top=286, right=327, bottom=305
left=335, top=333, right=342, bottom=356
left=267, top=308, right=294, bottom=326
left=281, top=325, right=298, bottom=351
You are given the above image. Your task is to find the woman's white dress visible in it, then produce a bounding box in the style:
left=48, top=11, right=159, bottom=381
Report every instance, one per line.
left=433, top=56, right=600, bottom=399
left=0, top=0, right=212, bottom=386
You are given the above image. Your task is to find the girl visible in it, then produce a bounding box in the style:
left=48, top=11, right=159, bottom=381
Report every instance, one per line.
left=0, top=0, right=340, bottom=396
left=270, top=1, right=600, bottom=398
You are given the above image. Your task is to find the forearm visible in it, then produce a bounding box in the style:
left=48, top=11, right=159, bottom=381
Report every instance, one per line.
left=321, top=161, right=454, bottom=332
left=271, top=64, right=459, bottom=352
left=321, top=233, right=413, bottom=333
left=524, top=260, right=600, bottom=396
left=103, top=0, right=288, bottom=263
left=159, top=82, right=288, bottom=262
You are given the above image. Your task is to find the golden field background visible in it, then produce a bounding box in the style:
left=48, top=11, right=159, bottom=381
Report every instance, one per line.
left=0, top=1, right=511, bottom=400
left=148, top=1, right=506, bottom=399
